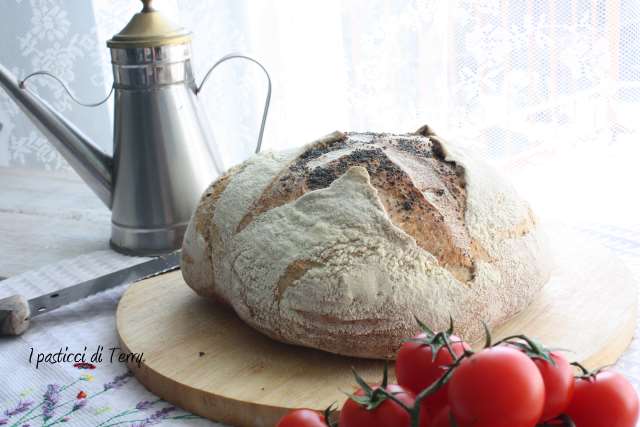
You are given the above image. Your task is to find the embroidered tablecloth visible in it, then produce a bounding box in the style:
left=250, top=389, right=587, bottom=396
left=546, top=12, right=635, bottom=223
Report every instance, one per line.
left=1, top=224, right=639, bottom=427
left=0, top=251, right=222, bottom=427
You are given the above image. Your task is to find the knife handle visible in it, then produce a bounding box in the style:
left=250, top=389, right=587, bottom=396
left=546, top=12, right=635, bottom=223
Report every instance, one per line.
left=0, top=295, right=30, bottom=336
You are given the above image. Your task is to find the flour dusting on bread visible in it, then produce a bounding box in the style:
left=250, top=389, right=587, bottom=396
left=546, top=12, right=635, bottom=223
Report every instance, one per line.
left=181, top=127, right=551, bottom=359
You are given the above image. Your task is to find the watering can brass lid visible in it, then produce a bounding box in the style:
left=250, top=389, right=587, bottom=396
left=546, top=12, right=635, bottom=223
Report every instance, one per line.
left=107, top=0, right=191, bottom=48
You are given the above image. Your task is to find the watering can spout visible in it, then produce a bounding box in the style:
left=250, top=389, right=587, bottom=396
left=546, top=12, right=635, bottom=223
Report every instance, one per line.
left=0, top=64, right=112, bottom=208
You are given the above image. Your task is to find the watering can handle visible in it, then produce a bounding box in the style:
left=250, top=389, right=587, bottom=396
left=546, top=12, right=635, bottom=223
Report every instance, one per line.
left=196, top=53, right=272, bottom=154
left=19, top=71, right=114, bottom=107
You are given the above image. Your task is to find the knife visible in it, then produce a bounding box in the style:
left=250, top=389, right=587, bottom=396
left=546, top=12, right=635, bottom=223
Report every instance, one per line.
left=0, top=251, right=181, bottom=336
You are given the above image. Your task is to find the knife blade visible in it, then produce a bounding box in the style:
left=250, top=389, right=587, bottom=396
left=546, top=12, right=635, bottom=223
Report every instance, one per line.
left=0, top=251, right=181, bottom=336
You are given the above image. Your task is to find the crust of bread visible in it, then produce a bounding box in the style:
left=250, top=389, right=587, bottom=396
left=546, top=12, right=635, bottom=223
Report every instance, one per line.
left=181, top=128, right=552, bottom=359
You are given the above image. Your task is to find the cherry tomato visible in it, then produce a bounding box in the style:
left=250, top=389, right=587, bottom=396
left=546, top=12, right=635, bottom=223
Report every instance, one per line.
left=339, top=384, right=415, bottom=427
left=431, top=406, right=454, bottom=427
left=566, top=370, right=639, bottom=427
left=397, top=333, right=469, bottom=419
left=276, top=409, right=326, bottom=427
left=533, top=351, right=574, bottom=421
left=448, top=346, right=545, bottom=427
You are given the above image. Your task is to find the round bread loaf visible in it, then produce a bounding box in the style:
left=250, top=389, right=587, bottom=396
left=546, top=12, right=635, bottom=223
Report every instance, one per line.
left=181, top=126, right=552, bottom=359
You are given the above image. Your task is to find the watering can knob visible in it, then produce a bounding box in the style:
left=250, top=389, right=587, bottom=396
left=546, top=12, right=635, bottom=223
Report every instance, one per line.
left=141, top=0, right=154, bottom=12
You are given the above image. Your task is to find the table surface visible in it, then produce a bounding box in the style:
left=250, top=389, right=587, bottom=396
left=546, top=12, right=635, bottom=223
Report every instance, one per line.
left=0, top=167, right=111, bottom=279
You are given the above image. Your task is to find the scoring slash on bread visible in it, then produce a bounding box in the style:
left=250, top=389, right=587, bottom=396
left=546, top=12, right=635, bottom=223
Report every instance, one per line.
left=181, top=125, right=552, bottom=359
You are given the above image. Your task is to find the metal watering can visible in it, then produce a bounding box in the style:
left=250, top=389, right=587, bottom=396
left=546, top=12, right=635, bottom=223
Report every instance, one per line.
left=0, top=0, right=270, bottom=255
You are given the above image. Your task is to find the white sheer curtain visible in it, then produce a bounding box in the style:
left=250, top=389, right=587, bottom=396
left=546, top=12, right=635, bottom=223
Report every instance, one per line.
left=89, top=0, right=639, bottom=169
left=1, top=0, right=638, bottom=223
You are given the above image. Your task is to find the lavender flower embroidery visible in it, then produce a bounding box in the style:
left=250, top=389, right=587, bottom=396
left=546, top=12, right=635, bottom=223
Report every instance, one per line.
left=72, top=399, right=87, bottom=412
left=134, top=401, right=153, bottom=410
left=0, top=419, right=7, bottom=425
left=4, top=400, right=33, bottom=417
left=42, top=384, right=60, bottom=421
left=103, top=371, right=133, bottom=391
left=130, top=406, right=175, bottom=427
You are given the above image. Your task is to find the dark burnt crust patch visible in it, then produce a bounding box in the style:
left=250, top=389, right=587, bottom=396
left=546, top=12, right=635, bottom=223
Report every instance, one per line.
left=235, top=129, right=494, bottom=282
left=236, top=132, right=347, bottom=231
left=295, top=132, right=348, bottom=165
left=307, top=147, right=395, bottom=190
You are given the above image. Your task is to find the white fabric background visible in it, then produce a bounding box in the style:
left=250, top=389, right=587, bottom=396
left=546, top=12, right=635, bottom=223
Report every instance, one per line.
left=1, top=0, right=639, bottom=228
left=0, top=0, right=638, bottom=172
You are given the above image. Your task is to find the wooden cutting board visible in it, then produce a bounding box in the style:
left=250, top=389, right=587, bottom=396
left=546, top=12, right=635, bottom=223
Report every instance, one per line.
left=116, top=225, right=637, bottom=427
